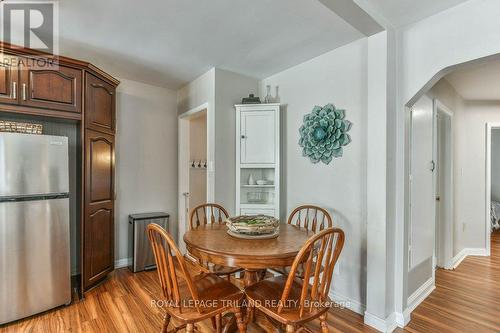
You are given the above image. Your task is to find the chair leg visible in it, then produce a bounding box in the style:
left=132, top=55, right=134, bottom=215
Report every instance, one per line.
left=216, top=314, right=222, bottom=333
left=319, top=314, right=329, bottom=333
left=234, top=307, right=247, bottom=333
left=286, top=324, right=295, bottom=332
left=186, top=323, right=194, bottom=333
left=211, top=316, right=217, bottom=329
left=246, top=302, right=255, bottom=323
left=162, top=314, right=170, bottom=333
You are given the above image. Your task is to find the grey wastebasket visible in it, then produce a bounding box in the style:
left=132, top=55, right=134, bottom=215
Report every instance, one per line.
left=128, top=212, right=169, bottom=272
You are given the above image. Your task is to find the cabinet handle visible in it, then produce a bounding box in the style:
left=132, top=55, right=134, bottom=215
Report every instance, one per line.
left=22, top=83, right=27, bottom=101
left=11, top=82, right=16, bottom=99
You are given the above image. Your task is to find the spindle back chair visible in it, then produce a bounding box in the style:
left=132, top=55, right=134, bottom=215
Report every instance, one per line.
left=246, top=227, right=345, bottom=332
left=189, top=203, right=229, bottom=230
left=147, top=223, right=246, bottom=333
left=287, top=205, right=333, bottom=232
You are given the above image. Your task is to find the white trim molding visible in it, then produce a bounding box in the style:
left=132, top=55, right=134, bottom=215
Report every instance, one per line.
left=485, top=123, right=500, bottom=257
left=395, top=308, right=412, bottom=328
left=328, top=290, right=366, bottom=316
left=447, top=247, right=488, bottom=270
left=115, top=257, right=132, bottom=269
left=364, top=311, right=398, bottom=333
left=407, top=277, right=435, bottom=313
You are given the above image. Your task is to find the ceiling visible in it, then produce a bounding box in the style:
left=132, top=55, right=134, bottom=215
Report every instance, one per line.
left=445, top=59, right=500, bottom=101
left=53, top=0, right=472, bottom=89
left=58, top=0, right=366, bottom=89
left=363, top=0, right=471, bottom=27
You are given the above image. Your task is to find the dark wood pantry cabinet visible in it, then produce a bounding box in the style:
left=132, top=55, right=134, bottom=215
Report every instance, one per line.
left=0, top=43, right=119, bottom=292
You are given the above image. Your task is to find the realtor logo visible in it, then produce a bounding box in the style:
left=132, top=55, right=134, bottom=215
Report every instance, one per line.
left=1, top=1, right=59, bottom=55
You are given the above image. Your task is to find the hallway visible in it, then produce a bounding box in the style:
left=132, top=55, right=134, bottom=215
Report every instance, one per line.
left=398, top=231, right=500, bottom=332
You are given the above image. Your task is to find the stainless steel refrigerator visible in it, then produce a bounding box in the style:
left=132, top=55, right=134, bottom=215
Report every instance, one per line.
left=0, top=132, right=71, bottom=324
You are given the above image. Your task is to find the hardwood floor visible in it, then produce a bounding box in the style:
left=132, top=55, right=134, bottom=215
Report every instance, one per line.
left=0, top=268, right=376, bottom=333
left=396, top=231, right=500, bottom=333
left=1, top=232, right=498, bottom=332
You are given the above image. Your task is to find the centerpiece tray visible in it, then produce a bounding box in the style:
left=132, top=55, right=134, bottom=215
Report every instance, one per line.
left=226, top=215, right=280, bottom=239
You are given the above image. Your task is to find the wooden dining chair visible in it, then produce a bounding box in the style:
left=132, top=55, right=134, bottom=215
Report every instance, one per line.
left=274, top=205, right=333, bottom=277
left=147, top=223, right=246, bottom=333
left=287, top=205, right=333, bottom=232
left=245, top=227, right=345, bottom=333
left=188, top=203, right=243, bottom=280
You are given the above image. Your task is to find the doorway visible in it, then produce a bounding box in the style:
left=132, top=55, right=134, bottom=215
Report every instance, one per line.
left=433, top=101, right=453, bottom=269
left=407, top=96, right=454, bottom=310
left=178, top=103, right=212, bottom=251
left=485, top=123, right=500, bottom=256
left=188, top=110, right=208, bottom=209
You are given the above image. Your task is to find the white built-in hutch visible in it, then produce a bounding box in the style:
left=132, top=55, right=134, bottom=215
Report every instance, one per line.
left=235, top=103, right=280, bottom=218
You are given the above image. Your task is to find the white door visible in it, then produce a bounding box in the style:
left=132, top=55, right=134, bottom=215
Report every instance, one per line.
left=435, top=107, right=454, bottom=268
left=240, top=110, right=275, bottom=164
left=410, top=95, right=435, bottom=269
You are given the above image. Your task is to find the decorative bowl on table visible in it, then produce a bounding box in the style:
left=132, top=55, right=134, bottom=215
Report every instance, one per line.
left=226, top=215, right=280, bottom=239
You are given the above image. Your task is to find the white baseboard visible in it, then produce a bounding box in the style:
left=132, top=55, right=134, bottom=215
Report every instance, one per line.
left=364, top=311, right=398, bottom=333
left=447, top=247, right=488, bottom=270
left=394, top=308, right=411, bottom=327
left=115, top=257, right=131, bottom=269
left=328, top=290, right=366, bottom=315
left=407, top=276, right=435, bottom=313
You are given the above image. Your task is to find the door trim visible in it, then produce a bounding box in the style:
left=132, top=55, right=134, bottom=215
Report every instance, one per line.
left=484, top=122, right=500, bottom=257
left=433, top=99, right=454, bottom=269
left=178, top=102, right=213, bottom=251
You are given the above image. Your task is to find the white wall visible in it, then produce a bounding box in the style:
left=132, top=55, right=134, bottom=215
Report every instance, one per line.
left=400, top=0, right=500, bottom=105
left=177, top=69, right=216, bottom=116
left=177, top=70, right=216, bottom=242
left=392, top=0, right=500, bottom=316
left=260, top=39, right=368, bottom=310
left=456, top=101, right=500, bottom=249
left=491, top=129, right=500, bottom=202
left=176, top=68, right=258, bottom=240
left=115, top=78, right=178, bottom=263
left=214, top=69, right=259, bottom=214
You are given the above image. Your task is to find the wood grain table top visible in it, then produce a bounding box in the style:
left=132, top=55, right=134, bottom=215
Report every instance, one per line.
left=183, top=223, right=314, bottom=269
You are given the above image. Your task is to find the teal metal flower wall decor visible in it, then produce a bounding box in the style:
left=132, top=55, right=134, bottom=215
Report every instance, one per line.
left=299, top=103, right=352, bottom=165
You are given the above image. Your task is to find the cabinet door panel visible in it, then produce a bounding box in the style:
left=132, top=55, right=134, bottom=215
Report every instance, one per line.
left=89, top=137, right=113, bottom=202
left=0, top=55, right=19, bottom=104
left=19, top=64, right=82, bottom=112
left=241, top=110, right=275, bottom=164
left=85, top=73, right=115, bottom=133
left=83, top=129, right=115, bottom=290
left=84, top=208, right=113, bottom=284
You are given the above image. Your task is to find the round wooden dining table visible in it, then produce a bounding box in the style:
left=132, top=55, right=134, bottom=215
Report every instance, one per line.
left=184, top=223, right=314, bottom=332
left=183, top=223, right=314, bottom=287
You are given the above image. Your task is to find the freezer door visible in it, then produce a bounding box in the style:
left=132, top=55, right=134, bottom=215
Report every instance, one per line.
left=0, top=198, right=71, bottom=324
left=0, top=132, right=69, bottom=197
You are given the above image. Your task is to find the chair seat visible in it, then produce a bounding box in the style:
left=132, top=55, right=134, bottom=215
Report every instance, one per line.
left=245, top=275, right=330, bottom=326
left=166, top=272, right=244, bottom=323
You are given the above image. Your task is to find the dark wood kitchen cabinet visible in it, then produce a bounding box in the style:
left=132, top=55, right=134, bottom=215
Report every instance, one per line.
left=0, top=42, right=119, bottom=293
left=19, top=64, right=82, bottom=113
left=83, top=129, right=115, bottom=290
left=0, top=55, right=20, bottom=104
left=85, top=73, right=115, bottom=133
